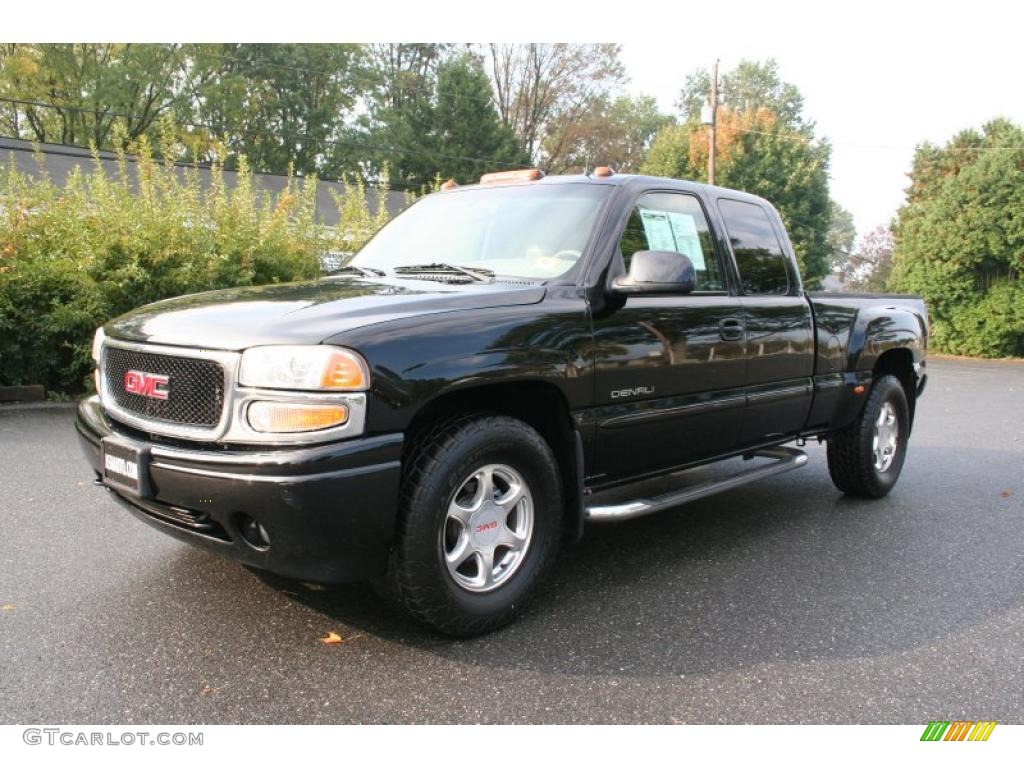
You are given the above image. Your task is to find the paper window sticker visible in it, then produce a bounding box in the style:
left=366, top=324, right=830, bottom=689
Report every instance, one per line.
left=639, top=209, right=678, bottom=252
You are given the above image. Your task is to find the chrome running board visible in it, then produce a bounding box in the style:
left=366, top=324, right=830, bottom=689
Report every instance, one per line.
left=584, top=447, right=808, bottom=522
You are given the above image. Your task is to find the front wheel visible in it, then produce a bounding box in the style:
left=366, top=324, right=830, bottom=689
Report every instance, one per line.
left=827, top=374, right=911, bottom=498
left=386, top=414, right=563, bottom=636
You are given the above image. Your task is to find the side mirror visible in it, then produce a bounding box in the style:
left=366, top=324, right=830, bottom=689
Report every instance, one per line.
left=611, top=250, right=696, bottom=295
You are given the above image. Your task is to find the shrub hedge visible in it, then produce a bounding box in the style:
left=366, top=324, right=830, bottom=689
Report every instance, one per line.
left=0, top=139, right=394, bottom=393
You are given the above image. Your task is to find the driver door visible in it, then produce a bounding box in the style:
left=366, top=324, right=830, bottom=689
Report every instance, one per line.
left=591, top=191, right=747, bottom=483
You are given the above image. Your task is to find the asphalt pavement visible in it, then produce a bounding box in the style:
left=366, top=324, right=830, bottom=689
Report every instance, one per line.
left=1, top=358, right=1022, bottom=724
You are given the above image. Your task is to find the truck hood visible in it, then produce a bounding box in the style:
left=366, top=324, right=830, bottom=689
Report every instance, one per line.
left=104, top=276, right=547, bottom=351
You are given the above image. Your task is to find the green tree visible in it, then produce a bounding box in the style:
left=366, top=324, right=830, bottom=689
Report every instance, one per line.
left=428, top=54, right=528, bottom=184
left=890, top=119, right=1024, bottom=357
left=0, top=43, right=375, bottom=177
left=186, top=44, right=371, bottom=176
left=542, top=94, right=674, bottom=174
left=850, top=225, right=894, bottom=292
left=485, top=43, right=627, bottom=168
left=678, top=59, right=805, bottom=125
left=643, top=60, right=832, bottom=286
left=0, top=44, right=188, bottom=147
left=358, top=43, right=450, bottom=186
left=826, top=200, right=857, bottom=274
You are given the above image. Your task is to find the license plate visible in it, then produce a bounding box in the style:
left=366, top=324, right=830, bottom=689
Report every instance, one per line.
left=101, top=437, right=151, bottom=498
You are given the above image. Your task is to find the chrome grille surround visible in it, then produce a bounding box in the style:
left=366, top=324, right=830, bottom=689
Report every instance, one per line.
left=98, top=338, right=367, bottom=445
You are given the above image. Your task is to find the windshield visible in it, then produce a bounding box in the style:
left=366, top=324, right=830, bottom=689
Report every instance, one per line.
left=351, top=183, right=611, bottom=279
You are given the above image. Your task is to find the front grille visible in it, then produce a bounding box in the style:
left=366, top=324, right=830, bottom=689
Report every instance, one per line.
left=103, top=346, right=225, bottom=428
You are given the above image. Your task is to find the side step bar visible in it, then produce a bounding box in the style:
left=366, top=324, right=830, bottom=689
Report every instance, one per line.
left=584, top=447, right=808, bottom=522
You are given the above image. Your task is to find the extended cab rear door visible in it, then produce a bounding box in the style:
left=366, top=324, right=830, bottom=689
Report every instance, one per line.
left=715, top=198, right=814, bottom=445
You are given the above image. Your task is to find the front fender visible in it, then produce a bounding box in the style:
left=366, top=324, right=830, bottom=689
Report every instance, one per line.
left=326, top=294, right=595, bottom=434
left=379, top=347, right=586, bottom=416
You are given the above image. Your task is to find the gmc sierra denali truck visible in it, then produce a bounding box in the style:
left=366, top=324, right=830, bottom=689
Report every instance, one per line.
left=76, top=169, right=928, bottom=636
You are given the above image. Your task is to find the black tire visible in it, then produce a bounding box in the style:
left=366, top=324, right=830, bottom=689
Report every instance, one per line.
left=385, top=413, right=563, bottom=637
left=827, top=374, right=911, bottom=498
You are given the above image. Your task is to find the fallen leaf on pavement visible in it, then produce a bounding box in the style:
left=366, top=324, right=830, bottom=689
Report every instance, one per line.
left=201, top=685, right=217, bottom=695
left=1001, top=491, right=1011, bottom=498
left=319, top=631, right=343, bottom=645
left=2, top=604, right=15, bottom=611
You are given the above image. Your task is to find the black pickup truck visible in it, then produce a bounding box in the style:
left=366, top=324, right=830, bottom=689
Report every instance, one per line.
left=76, top=169, right=928, bottom=636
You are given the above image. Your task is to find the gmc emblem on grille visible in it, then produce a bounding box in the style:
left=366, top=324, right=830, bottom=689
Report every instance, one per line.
left=124, top=370, right=170, bottom=400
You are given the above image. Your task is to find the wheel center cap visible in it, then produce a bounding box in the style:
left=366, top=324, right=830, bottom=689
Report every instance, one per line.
left=469, top=503, right=502, bottom=547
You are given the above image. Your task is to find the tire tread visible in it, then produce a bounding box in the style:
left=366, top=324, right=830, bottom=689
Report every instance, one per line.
left=388, top=412, right=561, bottom=636
left=826, top=374, right=909, bottom=498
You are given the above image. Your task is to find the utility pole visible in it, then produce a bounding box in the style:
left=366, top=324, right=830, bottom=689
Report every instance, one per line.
left=708, top=58, right=719, bottom=185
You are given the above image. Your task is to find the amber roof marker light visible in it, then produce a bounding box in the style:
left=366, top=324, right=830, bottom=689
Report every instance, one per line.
left=440, top=178, right=458, bottom=191
left=592, top=166, right=615, bottom=177
left=479, top=168, right=544, bottom=184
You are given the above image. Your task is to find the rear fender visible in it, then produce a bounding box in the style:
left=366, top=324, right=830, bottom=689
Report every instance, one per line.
left=846, top=305, right=927, bottom=373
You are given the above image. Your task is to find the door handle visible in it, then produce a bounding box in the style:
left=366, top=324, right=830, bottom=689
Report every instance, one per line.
left=719, top=318, right=745, bottom=341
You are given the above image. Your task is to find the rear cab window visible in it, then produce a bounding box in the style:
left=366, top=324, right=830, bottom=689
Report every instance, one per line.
left=717, top=198, right=791, bottom=295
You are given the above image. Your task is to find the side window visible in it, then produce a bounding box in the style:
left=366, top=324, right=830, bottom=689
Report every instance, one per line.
left=717, top=198, right=790, bottom=295
left=619, top=192, right=724, bottom=291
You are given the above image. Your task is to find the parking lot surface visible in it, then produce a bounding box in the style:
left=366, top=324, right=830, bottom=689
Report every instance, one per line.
left=1, top=358, right=1022, bottom=723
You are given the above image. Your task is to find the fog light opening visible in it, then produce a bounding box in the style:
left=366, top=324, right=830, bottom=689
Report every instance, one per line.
left=236, top=513, right=271, bottom=550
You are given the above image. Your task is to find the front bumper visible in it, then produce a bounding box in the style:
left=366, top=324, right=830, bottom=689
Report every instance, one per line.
left=75, top=396, right=402, bottom=582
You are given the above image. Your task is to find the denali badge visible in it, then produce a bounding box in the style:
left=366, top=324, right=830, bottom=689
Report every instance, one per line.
left=124, top=370, right=170, bottom=400
left=610, top=386, right=655, bottom=399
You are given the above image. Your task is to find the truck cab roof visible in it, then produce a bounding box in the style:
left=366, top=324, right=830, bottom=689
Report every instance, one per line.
left=451, top=170, right=776, bottom=210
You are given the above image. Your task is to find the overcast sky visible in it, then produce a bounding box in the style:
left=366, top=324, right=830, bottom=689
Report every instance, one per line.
left=619, top=3, right=1023, bottom=241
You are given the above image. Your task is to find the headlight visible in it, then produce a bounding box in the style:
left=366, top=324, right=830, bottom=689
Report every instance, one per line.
left=92, top=327, right=106, bottom=364
left=238, top=345, right=370, bottom=391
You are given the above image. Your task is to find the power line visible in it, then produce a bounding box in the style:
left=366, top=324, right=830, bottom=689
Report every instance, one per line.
left=163, top=45, right=507, bottom=125
left=202, top=47, right=519, bottom=114
left=0, top=96, right=529, bottom=170
left=0, top=96, right=533, bottom=172
left=719, top=122, right=1024, bottom=153
left=785, top=216, right=859, bottom=260
left=7, top=47, right=1021, bottom=158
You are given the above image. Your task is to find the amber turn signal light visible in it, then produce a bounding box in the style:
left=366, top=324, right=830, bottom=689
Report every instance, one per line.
left=320, top=350, right=368, bottom=390
left=247, top=402, right=349, bottom=433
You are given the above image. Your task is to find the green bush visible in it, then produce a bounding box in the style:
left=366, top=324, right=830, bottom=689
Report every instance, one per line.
left=0, top=138, right=392, bottom=393
left=928, top=280, right=1024, bottom=358
left=890, top=119, right=1024, bottom=358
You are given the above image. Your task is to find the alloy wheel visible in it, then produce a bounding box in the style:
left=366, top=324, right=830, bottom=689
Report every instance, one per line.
left=441, top=463, right=534, bottom=593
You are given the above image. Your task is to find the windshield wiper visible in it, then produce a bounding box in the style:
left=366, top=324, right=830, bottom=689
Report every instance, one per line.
left=327, top=264, right=387, bottom=277
left=392, top=263, right=494, bottom=282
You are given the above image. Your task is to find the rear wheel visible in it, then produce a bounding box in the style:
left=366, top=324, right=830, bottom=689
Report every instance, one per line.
left=827, top=374, right=910, bottom=498
left=386, top=414, right=563, bottom=636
